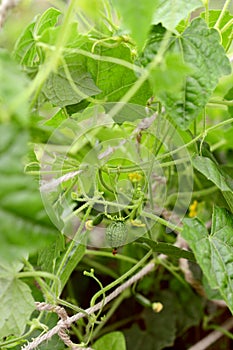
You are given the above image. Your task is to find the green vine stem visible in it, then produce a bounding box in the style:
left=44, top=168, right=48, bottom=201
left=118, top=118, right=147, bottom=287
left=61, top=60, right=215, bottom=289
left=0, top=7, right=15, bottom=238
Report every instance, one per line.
left=16, top=271, right=61, bottom=295
left=156, top=117, right=233, bottom=162
left=208, top=99, right=233, bottom=106
left=203, top=0, right=209, bottom=26
left=166, top=186, right=218, bottom=204
left=221, top=18, right=233, bottom=33
left=91, top=289, right=129, bottom=340
left=51, top=205, right=92, bottom=295
left=214, top=0, right=232, bottom=29
left=83, top=269, right=106, bottom=345
left=22, top=260, right=156, bottom=350
left=82, top=257, right=119, bottom=279
left=22, top=259, right=57, bottom=302
left=90, top=249, right=153, bottom=307
left=85, top=249, right=138, bottom=264
left=141, top=210, right=183, bottom=233
left=35, top=44, right=144, bottom=73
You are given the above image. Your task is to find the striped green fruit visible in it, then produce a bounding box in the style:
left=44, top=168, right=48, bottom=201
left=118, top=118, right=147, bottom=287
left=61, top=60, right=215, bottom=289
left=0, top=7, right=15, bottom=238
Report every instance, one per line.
left=105, top=221, right=127, bottom=248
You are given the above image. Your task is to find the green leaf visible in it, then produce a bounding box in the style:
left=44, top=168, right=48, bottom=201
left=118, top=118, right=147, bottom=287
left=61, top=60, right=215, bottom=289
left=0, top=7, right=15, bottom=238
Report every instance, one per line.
left=152, top=0, right=203, bottom=31
left=192, top=156, right=233, bottom=212
left=35, top=7, right=61, bottom=36
left=112, top=0, right=160, bottom=49
left=124, top=293, right=176, bottom=350
left=0, top=260, right=35, bottom=338
left=137, top=237, right=195, bottom=262
left=93, top=331, right=126, bottom=350
left=200, top=10, right=233, bottom=50
left=0, top=50, right=29, bottom=125
left=44, top=109, right=68, bottom=127
left=13, top=7, right=61, bottom=66
left=193, top=156, right=232, bottom=191
left=150, top=52, right=193, bottom=93
left=202, top=275, right=223, bottom=301
left=42, top=54, right=101, bottom=107
left=182, top=207, right=233, bottom=314
left=141, top=18, right=231, bottom=129
left=57, top=243, right=86, bottom=292
left=166, top=18, right=231, bottom=129
left=86, top=43, right=151, bottom=106
left=104, top=103, right=151, bottom=123
left=0, top=124, right=58, bottom=262
left=168, top=278, right=204, bottom=334
left=76, top=0, right=104, bottom=20
left=124, top=287, right=203, bottom=349
left=38, top=233, right=65, bottom=274
left=36, top=335, right=66, bottom=350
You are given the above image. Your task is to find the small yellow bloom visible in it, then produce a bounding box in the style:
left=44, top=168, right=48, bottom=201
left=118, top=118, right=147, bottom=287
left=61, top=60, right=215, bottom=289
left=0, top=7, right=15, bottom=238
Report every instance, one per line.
left=131, top=219, right=146, bottom=227
left=189, top=200, right=198, bottom=218
left=128, top=172, right=142, bottom=183
left=85, top=220, right=93, bottom=230
left=152, top=302, right=163, bottom=313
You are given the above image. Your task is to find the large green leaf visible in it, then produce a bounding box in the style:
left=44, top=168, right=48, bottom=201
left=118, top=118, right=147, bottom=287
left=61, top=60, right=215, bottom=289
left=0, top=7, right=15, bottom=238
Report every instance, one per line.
left=152, top=0, right=202, bottom=31
left=86, top=44, right=151, bottom=106
left=93, top=331, right=126, bottom=350
left=112, top=0, right=160, bottom=49
left=0, top=260, right=35, bottom=338
left=0, top=124, right=58, bottom=261
left=193, top=156, right=233, bottom=212
left=0, top=50, right=29, bottom=125
left=42, top=54, right=101, bottom=107
left=137, top=237, right=195, bottom=262
left=182, top=207, right=233, bottom=314
left=140, top=18, right=231, bottom=129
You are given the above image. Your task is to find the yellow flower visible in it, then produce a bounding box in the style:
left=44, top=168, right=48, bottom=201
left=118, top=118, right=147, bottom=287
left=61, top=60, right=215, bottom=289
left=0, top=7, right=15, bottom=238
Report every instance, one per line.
left=131, top=219, right=145, bottom=227
left=85, top=220, right=93, bottom=230
left=189, top=200, right=198, bottom=218
left=152, top=302, right=163, bottom=313
left=128, top=172, right=142, bottom=183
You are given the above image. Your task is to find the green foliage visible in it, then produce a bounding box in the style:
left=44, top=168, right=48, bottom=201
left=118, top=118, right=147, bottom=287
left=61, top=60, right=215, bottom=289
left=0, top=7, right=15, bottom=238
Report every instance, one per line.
left=0, top=260, right=35, bottom=338
left=200, top=10, right=233, bottom=50
left=124, top=286, right=203, bottom=350
left=152, top=0, right=203, bottom=30
left=13, top=7, right=61, bottom=67
left=0, top=50, right=29, bottom=125
left=42, top=54, right=101, bottom=107
left=93, top=331, right=126, bottom=350
left=193, top=156, right=233, bottom=212
left=112, top=0, right=159, bottom=49
left=137, top=237, right=195, bottom=261
left=0, top=124, right=58, bottom=262
left=0, top=0, right=233, bottom=349
left=182, top=207, right=233, bottom=313
left=140, top=18, right=231, bottom=129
